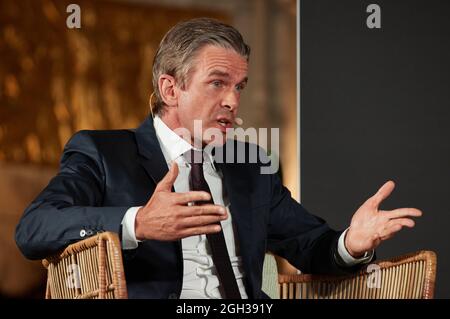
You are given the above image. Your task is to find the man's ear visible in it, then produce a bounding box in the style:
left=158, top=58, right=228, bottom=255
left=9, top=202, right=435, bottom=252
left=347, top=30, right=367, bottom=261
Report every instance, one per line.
left=158, top=74, right=179, bottom=107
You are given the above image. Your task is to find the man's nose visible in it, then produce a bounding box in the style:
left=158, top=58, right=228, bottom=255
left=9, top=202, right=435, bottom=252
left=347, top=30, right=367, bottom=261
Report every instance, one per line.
left=221, top=89, right=239, bottom=112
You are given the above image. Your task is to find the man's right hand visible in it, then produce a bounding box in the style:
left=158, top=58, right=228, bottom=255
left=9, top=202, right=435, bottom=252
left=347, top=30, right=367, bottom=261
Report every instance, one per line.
left=135, top=162, right=227, bottom=241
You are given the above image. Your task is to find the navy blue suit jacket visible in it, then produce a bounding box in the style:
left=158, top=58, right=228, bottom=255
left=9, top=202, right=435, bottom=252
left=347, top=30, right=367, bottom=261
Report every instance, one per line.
left=16, top=116, right=363, bottom=299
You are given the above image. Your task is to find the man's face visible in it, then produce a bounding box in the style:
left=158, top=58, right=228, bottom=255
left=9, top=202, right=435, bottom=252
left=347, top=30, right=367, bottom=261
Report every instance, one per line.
left=174, top=45, right=248, bottom=146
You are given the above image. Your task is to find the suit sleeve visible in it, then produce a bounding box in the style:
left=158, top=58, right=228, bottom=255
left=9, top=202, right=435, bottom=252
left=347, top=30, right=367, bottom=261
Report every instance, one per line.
left=266, top=170, right=365, bottom=275
left=15, top=131, right=129, bottom=260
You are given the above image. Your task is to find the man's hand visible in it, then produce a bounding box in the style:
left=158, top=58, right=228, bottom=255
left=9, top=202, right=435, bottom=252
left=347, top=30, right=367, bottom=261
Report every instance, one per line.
left=345, top=181, right=422, bottom=258
left=135, top=162, right=227, bottom=241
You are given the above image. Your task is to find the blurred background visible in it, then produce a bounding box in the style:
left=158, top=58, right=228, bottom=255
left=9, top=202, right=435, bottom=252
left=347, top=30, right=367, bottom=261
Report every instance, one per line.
left=0, top=0, right=297, bottom=298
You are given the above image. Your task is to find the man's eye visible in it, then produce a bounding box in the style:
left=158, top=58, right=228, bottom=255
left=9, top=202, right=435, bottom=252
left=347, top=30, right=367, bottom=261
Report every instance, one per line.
left=212, top=81, right=223, bottom=87
left=235, top=83, right=246, bottom=92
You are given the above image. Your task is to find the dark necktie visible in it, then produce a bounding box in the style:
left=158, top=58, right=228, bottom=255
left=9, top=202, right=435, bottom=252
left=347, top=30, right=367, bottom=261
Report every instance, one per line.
left=188, top=149, right=242, bottom=299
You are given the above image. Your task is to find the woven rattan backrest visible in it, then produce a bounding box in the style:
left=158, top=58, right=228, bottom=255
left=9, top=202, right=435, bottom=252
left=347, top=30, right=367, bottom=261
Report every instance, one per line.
left=279, top=250, right=436, bottom=299
left=42, top=232, right=127, bottom=299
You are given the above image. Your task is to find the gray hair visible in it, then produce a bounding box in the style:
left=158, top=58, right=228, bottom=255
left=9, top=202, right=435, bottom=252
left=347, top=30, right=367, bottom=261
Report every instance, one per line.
left=151, top=17, right=251, bottom=115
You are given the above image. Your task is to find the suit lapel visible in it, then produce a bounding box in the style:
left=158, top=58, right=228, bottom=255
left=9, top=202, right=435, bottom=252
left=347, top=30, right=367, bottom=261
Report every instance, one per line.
left=219, top=163, right=253, bottom=238
left=214, top=143, right=254, bottom=245
left=135, top=116, right=169, bottom=185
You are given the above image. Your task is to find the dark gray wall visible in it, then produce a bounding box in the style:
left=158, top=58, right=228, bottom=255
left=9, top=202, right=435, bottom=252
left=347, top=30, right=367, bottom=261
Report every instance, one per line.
left=300, top=0, right=450, bottom=298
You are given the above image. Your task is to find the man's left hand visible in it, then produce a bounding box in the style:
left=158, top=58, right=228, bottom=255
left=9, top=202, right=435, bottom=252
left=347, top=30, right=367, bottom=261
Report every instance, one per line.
left=345, top=181, right=422, bottom=258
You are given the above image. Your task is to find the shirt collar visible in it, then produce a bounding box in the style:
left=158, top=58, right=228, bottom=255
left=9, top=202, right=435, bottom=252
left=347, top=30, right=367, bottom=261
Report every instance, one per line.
left=153, top=116, right=217, bottom=170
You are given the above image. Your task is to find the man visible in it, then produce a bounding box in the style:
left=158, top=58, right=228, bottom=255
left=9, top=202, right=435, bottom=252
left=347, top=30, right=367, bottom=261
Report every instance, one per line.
left=15, top=18, right=422, bottom=299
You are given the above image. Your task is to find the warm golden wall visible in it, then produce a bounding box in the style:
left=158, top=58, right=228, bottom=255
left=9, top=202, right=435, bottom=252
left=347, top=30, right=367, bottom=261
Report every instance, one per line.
left=0, top=0, right=226, bottom=165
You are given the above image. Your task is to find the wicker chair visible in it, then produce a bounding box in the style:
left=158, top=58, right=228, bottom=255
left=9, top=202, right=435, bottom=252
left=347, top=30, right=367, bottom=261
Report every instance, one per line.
left=42, top=232, right=436, bottom=299
left=42, top=232, right=127, bottom=299
left=279, top=250, right=437, bottom=299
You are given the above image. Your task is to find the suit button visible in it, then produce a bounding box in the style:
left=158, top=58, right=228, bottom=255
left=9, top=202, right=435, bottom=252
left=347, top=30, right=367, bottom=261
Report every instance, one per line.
left=168, top=293, right=178, bottom=299
left=86, top=230, right=94, bottom=236
left=80, top=229, right=86, bottom=238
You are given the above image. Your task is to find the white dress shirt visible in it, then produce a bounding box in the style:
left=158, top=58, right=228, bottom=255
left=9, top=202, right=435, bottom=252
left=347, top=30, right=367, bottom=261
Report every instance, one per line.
left=121, top=116, right=373, bottom=299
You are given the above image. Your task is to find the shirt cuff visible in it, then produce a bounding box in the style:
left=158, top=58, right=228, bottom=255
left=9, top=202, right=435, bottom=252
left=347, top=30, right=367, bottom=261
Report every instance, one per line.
left=337, top=228, right=374, bottom=266
left=121, top=206, right=142, bottom=250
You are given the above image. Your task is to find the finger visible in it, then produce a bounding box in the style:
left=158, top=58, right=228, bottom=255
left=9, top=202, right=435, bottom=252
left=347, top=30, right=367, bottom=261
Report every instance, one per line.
left=172, top=191, right=212, bottom=204
left=387, top=218, right=416, bottom=229
left=384, top=208, right=422, bottom=220
left=179, top=215, right=227, bottom=228
left=181, top=204, right=227, bottom=216
left=179, top=224, right=222, bottom=238
left=380, top=218, right=415, bottom=239
left=371, top=180, right=396, bottom=208
left=155, top=162, right=179, bottom=192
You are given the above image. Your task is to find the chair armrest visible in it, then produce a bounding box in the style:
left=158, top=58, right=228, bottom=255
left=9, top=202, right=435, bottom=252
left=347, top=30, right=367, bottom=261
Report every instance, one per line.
left=42, top=232, right=127, bottom=299
left=279, top=250, right=436, bottom=299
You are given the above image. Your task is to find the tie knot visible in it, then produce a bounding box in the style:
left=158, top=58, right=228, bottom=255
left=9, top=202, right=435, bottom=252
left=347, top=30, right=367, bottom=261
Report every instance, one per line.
left=186, top=149, right=204, bottom=165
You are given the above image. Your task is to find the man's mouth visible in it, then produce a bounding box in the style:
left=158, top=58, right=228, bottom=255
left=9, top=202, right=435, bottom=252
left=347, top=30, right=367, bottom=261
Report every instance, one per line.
left=217, top=118, right=233, bottom=129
